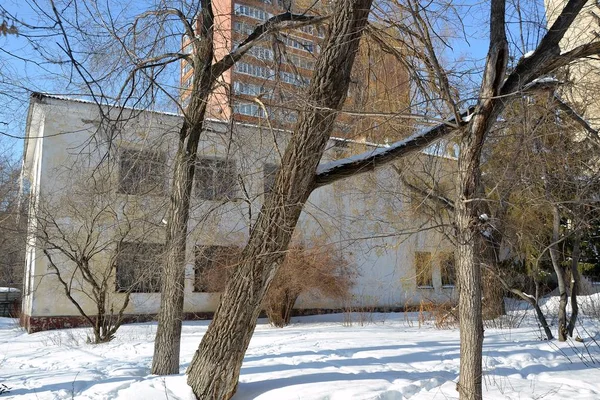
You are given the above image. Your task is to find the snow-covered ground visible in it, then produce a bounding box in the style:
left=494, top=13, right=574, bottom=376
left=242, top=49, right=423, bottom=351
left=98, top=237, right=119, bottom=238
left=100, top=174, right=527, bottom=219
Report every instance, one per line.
left=2, top=296, right=600, bottom=400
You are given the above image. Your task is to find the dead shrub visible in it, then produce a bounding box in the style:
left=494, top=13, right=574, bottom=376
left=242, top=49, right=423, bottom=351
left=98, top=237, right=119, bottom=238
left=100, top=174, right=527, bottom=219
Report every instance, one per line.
left=431, top=301, right=459, bottom=329
left=200, top=242, right=355, bottom=327
left=264, top=244, right=355, bottom=327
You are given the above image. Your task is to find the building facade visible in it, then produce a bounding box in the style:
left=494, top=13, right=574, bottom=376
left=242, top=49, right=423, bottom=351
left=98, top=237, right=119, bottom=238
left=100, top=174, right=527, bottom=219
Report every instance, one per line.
left=545, top=0, right=600, bottom=129
left=20, top=93, right=455, bottom=332
left=180, top=0, right=411, bottom=142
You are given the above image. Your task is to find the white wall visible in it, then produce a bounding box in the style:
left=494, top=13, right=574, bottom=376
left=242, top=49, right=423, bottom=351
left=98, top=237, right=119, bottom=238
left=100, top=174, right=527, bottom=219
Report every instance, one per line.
left=22, top=95, right=456, bottom=321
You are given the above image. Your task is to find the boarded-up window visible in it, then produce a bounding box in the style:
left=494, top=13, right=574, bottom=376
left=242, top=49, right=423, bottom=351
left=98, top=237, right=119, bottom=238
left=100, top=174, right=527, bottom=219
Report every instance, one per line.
left=440, top=252, right=456, bottom=287
left=115, top=242, right=164, bottom=293
left=119, top=149, right=165, bottom=195
left=415, top=251, right=433, bottom=288
left=263, top=163, right=279, bottom=194
left=196, top=158, right=237, bottom=200
left=194, top=245, right=239, bottom=292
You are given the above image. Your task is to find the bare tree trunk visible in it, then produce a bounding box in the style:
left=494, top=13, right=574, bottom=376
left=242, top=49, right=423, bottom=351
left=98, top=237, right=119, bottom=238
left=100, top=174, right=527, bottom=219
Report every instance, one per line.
left=455, top=1, right=507, bottom=398
left=186, top=1, right=373, bottom=398
left=567, top=233, right=581, bottom=337
left=456, top=147, right=485, bottom=400
left=548, top=205, right=568, bottom=342
left=151, top=120, right=204, bottom=375
left=150, top=0, right=221, bottom=375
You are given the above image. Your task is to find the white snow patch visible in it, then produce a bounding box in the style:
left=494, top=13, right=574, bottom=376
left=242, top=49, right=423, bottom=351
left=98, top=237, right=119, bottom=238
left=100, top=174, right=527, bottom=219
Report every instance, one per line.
left=317, top=113, right=472, bottom=176
left=2, top=297, right=600, bottom=399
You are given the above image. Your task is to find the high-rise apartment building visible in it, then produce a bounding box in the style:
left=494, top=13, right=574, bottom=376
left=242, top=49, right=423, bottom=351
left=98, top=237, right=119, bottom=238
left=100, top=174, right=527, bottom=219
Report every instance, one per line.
left=181, top=0, right=411, bottom=142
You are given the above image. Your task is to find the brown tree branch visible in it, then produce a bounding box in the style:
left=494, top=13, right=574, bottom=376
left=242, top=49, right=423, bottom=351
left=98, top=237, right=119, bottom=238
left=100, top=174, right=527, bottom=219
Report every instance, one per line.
left=313, top=108, right=473, bottom=189
left=501, top=0, right=590, bottom=96
left=212, top=13, right=328, bottom=77
left=552, top=93, right=600, bottom=147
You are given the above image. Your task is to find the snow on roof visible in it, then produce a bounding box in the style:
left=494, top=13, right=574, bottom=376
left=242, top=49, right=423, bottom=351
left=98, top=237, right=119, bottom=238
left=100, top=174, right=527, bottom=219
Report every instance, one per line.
left=31, top=92, right=184, bottom=118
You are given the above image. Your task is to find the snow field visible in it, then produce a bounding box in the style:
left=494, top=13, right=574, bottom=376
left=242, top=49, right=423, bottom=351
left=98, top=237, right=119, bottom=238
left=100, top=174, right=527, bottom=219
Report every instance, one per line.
left=1, top=297, right=600, bottom=399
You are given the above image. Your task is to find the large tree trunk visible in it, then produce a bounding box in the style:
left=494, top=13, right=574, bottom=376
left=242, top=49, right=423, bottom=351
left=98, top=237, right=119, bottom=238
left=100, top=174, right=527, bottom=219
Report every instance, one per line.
left=151, top=3, right=216, bottom=371
left=186, top=1, right=373, bottom=398
left=151, top=119, right=205, bottom=374
left=455, top=2, right=507, bottom=399
left=455, top=139, right=485, bottom=400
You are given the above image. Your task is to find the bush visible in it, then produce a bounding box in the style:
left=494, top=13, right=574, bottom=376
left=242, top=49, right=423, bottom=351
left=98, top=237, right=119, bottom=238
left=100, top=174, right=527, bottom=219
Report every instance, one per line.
left=201, top=242, right=355, bottom=327
left=263, top=244, right=355, bottom=327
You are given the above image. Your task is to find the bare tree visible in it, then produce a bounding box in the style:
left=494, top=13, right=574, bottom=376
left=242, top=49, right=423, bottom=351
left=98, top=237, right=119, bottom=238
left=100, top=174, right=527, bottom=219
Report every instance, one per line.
left=5, top=1, right=600, bottom=399
left=33, top=146, right=166, bottom=343
left=0, top=154, right=25, bottom=288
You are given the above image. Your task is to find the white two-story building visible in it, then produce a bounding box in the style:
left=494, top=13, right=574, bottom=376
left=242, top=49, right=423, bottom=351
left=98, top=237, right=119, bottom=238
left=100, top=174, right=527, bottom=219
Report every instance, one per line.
left=21, top=93, right=456, bottom=332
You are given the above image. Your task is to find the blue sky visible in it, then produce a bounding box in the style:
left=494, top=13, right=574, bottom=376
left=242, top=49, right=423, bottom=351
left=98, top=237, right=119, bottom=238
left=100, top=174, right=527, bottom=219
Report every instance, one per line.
left=0, top=0, right=547, bottom=160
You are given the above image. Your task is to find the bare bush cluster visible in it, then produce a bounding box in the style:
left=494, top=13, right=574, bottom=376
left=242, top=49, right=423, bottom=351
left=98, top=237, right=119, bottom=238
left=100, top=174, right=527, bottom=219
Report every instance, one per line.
left=200, top=242, right=355, bottom=327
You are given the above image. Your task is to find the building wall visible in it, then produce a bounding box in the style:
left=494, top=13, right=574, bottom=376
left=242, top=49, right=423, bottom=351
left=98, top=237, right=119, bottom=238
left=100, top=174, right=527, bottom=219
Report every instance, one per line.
left=545, top=0, right=600, bottom=129
left=21, top=94, right=455, bottom=331
left=180, top=0, right=411, bottom=141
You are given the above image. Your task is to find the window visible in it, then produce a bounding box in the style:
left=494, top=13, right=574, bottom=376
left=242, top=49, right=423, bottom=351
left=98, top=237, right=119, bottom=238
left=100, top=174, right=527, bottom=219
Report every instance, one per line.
left=285, top=53, right=315, bottom=70
left=277, top=0, right=291, bottom=10
left=415, top=251, right=433, bottom=288
left=233, top=21, right=255, bottom=36
left=194, top=245, right=238, bottom=292
left=297, top=24, right=325, bottom=38
left=279, top=35, right=316, bottom=53
left=118, top=149, right=165, bottom=195
left=247, top=46, right=274, bottom=61
left=234, top=62, right=275, bottom=80
left=440, top=252, right=456, bottom=287
left=279, top=71, right=309, bottom=87
left=182, top=61, right=192, bottom=77
left=263, top=163, right=279, bottom=194
left=196, top=158, right=237, bottom=200
left=182, top=42, right=193, bottom=54
left=185, top=75, right=194, bottom=88
left=115, top=242, right=164, bottom=293
left=233, top=82, right=271, bottom=99
left=234, top=3, right=272, bottom=21
left=233, top=102, right=269, bottom=118
left=272, top=109, right=298, bottom=124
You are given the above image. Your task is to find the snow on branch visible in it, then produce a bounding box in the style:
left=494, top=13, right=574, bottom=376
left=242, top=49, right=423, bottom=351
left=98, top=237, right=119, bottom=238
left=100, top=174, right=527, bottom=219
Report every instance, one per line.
left=313, top=108, right=474, bottom=189
left=552, top=93, right=600, bottom=147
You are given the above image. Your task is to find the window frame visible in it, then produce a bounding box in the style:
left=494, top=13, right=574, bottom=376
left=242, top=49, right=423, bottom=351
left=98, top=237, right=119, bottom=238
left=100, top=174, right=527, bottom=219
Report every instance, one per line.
left=195, top=157, right=238, bottom=201
left=115, top=241, right=164, bottom=293
left=415, top=251, right=434, bottom=289
left=118, top=148, right=166, bottom=196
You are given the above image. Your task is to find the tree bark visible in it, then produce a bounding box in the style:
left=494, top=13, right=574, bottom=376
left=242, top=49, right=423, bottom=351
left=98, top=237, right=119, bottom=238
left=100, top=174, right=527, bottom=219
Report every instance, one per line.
left=548, top=205, right=568, bottom=342
left=151, top=117, right=206, bottom=374
left=456, top=137, right=486, bottom=400
left=567, top=233, right=581, bottom=337
left=151, top=0, right=216, bottom=374
left=186, top=0, right=373, bottom=398
left=455, top=1, right=507, bottom=398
